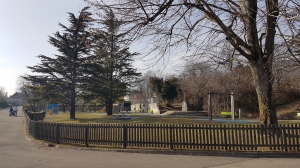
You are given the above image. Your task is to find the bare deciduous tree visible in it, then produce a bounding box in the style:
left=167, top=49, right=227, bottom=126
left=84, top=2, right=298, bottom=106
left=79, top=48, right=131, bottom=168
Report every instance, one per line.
left=85, top=0, right=300, bottom=124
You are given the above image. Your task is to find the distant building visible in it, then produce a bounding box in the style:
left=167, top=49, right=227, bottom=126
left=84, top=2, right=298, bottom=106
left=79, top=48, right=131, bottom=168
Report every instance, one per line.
left=9, top=92, right=23, bottom=106
left=130, top=92, right=160, bottom=114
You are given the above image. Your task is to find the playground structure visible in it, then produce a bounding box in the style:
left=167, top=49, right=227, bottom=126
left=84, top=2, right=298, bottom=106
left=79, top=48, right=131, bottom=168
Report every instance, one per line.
left=207, top=92, right=238, bottom=121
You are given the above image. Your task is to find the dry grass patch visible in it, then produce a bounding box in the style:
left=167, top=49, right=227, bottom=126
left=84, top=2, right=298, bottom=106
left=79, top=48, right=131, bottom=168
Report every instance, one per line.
left=276, top=99, right=300, bottom=117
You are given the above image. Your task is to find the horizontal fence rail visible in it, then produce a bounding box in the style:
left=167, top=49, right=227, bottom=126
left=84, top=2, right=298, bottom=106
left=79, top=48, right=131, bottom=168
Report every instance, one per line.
left=24, top=112, right=300, bottom=152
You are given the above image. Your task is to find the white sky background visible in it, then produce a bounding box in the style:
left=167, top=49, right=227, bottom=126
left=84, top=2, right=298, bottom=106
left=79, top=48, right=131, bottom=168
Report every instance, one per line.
left=0, top=0, right=178, bottom=96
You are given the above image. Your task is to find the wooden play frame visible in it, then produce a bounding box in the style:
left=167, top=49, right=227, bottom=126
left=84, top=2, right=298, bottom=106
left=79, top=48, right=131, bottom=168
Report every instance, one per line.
left=207, top=92, right=235, bottom=121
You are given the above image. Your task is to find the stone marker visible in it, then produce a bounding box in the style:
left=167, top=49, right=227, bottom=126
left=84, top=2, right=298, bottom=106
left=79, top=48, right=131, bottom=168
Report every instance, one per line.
left=182, top=101, right=188, bottom=111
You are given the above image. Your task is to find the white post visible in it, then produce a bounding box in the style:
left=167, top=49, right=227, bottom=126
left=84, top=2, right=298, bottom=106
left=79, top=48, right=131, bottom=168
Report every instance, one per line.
left=231, top=92, right=234, bottom=120
left=239, top=108, right=241, bottom=119
left=208, top=92, right=212, bottom=121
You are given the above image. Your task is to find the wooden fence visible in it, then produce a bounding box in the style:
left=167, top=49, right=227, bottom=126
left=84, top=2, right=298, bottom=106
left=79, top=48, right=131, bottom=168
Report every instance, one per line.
left=24, top=113, right=300, bottom=152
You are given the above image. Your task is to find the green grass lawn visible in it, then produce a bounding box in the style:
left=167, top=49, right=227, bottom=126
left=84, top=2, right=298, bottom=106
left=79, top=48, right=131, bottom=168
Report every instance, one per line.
left=43, top=111, right=246, bottom=124
left=43, top=111, right=300, bottom=125
left=44, top=112, right=210, bottom=124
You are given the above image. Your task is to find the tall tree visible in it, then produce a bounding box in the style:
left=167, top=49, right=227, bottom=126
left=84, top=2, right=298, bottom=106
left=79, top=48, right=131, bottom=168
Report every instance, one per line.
left=0, top=86, right=9, bottom=109
left=149, top=77, right=163, bottom=97
left=178, top=62, right=213, bottom=111
left=86, top=0, right=300, bottom=124
left=24, top=7, right=94, bottom=119
left=82, top=10, right=141, bottom=115
left=149, top=76, right=179, bottom=106
left=276, top=5, right=300, bottom=67
left=161, top=77, right=179, bottom=106
left=290, top=33, right=300, bottom=66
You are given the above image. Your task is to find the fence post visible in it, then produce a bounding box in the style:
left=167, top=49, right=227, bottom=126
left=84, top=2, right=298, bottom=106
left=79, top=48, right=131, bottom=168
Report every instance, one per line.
left=34, top=121, right=37, bottom=138
left=85, top=124, right=89, bottom=147
left=282, top=125, right=288, bottom=152
left=123, top=124, right=127, bottom=149
left=56, top=123, right=60, bottom=144
left=223, top=125, right=228, bottom=151
left=169, top=125, right=174, bottom=149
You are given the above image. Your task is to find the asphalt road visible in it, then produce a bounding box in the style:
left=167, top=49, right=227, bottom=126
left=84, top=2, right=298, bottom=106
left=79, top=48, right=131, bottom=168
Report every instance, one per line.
left=0, top=107, right=299, bottom=168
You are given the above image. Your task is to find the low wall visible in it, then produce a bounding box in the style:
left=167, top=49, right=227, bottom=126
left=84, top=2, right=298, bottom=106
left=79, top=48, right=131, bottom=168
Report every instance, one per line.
left=148, top=103, right=160, bottom=114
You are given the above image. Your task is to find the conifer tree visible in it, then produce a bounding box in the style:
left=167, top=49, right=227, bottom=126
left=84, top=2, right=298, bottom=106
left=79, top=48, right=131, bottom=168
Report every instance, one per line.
left=83, top=10, right=141, bottom=115
left=24, top=7, right=94, bottom=119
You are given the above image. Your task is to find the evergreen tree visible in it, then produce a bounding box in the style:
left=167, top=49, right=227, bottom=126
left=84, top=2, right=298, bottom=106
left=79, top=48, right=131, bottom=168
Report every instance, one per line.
left=83, top=10, right=141, bottom=115
left=161, top=77, right=179, bottom=106
left=24, top=7, right=94, bottom=119
left=0, top=87, right=9, bottom=109
left=149, top=76, right=179, bottom=106
left=22, top=83, right=45, bottom=112
left=149, top=77, right=163, bottom=95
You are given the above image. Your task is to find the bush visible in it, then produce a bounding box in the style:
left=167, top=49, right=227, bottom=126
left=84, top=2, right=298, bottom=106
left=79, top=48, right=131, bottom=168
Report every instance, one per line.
left=274, top=89, right=300, bottom=106
left=235, top=91, right=259, bottom=114
left=0, top=101, right=9, bottom=109
left=25, top=111, right=46, bottom=121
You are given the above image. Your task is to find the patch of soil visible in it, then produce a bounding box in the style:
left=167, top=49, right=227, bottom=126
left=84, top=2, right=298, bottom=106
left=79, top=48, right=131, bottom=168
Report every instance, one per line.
left=276, top=99, right=300, bottom=119
left=159, top=103, right=182, bottom=114
left=279, top=112, right=298, bottom=120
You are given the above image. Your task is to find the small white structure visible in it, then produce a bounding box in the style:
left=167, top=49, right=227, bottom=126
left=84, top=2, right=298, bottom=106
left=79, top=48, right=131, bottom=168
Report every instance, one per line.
left=182, top=101, right=188, bottom=111
left=131, top=95, right=160, bottom=114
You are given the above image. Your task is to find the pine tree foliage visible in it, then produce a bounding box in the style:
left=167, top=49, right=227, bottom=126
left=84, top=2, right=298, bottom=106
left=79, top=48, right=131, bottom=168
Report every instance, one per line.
left=22, top=84, right=45, bottom=112
left=23, top=7, right=140, bottom=116
left=161, top=77, right=179, bottom=106
left=82, top=10, right=141, bottom=115
left=23, top=7, right=94, bottom=119
left=149, top=76, right=179, bottom=106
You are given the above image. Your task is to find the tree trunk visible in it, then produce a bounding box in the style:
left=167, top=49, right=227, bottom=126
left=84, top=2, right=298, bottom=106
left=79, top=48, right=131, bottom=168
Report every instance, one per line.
left=106, top=33, right=114, bottom=116
left=70, top=94, right=76, bottom=119
left=106, top=99, right=113, bottom=115
left=70, top=67, right=77, bottom=119
left=249, top=60, right=277, bottom=125
left=62, top=103, right=65, bottom=113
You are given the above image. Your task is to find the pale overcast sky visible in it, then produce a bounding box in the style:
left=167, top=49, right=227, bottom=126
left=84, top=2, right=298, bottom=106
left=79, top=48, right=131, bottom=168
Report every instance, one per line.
left=0, top=0, right=88, bottom=96
left=0, top=0, right=177, bottom=96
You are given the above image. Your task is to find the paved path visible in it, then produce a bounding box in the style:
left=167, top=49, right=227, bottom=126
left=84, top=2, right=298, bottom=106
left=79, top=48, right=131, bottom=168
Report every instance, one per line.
left=0, top=107, right=299, bottom=168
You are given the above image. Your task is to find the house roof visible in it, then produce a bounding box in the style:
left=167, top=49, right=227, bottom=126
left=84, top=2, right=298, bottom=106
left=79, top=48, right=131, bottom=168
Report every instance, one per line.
left=10, top=92, right=22, bottom=99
